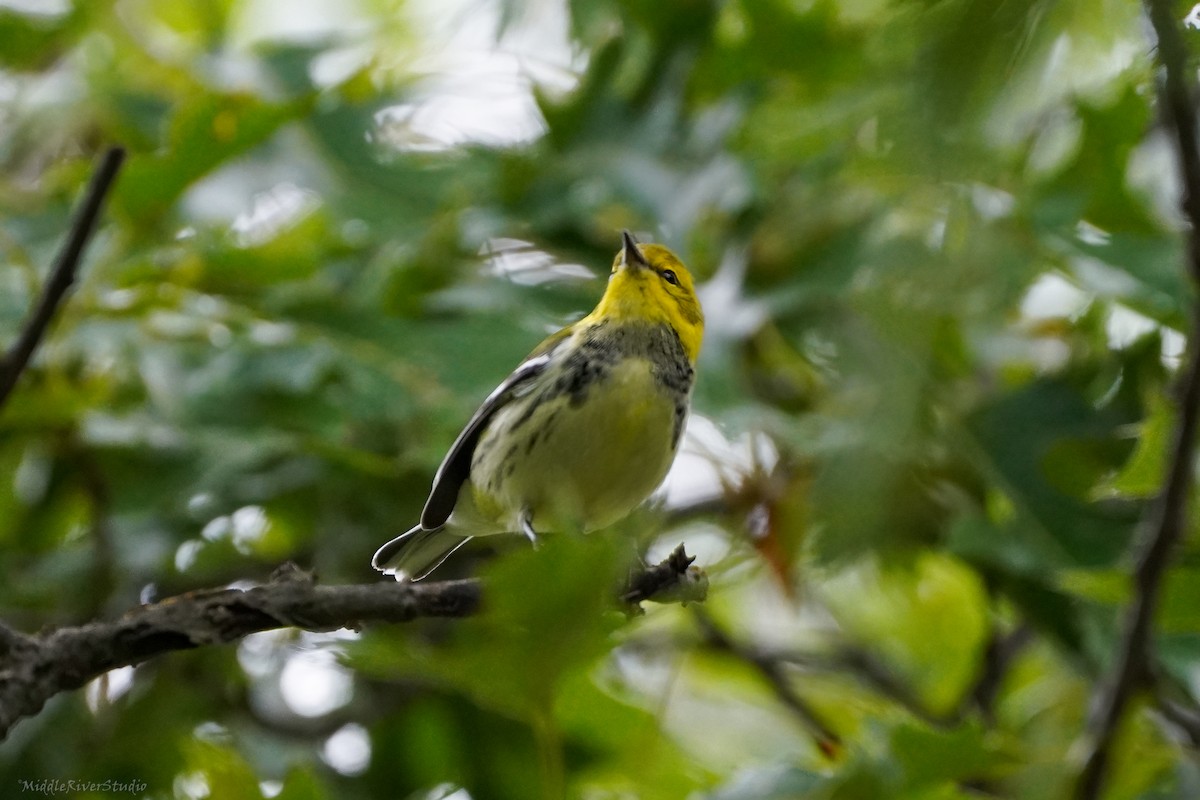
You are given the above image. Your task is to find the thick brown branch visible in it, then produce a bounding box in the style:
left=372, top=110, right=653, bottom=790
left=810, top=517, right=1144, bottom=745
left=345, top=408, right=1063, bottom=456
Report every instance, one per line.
left=1076, top=3, right=1200, bottom=797
left=0, top=564, right=478, bottom=741
left=0, top=146, right=125, bottom=410
left=0, top=621, right=32, bottom=659
left=0, top=548, right=703, bottom=741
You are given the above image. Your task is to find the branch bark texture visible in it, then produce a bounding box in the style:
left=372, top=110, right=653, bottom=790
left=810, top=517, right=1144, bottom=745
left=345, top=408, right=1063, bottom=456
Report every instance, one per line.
left=1076, top=3, right=1200, bottom=797
left=0, top=550, right=705, bottom=741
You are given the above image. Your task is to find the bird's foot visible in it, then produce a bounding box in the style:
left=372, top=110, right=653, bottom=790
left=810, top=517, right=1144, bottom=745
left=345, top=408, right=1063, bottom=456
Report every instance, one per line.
left=519, top=510, right=540, bottom=549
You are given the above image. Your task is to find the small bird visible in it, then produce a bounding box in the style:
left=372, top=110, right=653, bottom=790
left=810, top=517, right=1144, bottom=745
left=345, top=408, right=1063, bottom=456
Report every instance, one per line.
left=372, top=232, right=704, bottom=580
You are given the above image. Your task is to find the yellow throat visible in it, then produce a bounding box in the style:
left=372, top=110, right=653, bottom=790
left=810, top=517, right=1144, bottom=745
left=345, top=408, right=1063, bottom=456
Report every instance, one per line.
left=585, top=233, right=705, bottom=363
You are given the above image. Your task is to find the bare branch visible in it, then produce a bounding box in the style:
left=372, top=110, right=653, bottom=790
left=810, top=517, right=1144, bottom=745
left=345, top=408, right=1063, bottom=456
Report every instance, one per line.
left=966, top=625, right=1033, bottom=724
left=0, top=564, right=477, bottom=740
left=0, top=146, right=125, bottom=410
left=693, top=608, right=843, bottom=757
left=1156, top=692, right=1200, bottom=748
left=1076, top=2, right=1200, bottom=796
left=0, top=548, right=703, bottom=741
left=772, top=642, right=948, bottom=728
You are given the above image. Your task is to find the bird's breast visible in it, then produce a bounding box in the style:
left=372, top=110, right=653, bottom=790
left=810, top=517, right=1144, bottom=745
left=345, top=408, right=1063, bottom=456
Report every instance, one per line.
left=469, top=326, right=693, bottom=532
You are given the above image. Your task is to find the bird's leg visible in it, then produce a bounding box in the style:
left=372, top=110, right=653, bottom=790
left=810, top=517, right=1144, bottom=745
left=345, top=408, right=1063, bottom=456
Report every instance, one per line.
left=519, top=509, right=540, bottom=548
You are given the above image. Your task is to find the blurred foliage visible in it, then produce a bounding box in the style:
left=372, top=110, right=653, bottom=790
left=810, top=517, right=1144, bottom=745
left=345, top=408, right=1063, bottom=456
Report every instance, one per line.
left=1, top=0, right=1198, bottom=798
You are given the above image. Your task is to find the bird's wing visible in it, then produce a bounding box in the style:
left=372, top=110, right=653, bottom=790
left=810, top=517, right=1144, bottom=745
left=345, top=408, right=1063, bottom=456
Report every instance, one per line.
left=419, top=329, right=571, bottom=529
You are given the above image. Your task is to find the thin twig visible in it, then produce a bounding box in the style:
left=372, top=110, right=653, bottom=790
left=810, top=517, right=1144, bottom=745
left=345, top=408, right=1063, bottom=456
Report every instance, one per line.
left=693, top=608, right=842, bottom=757
left=1075, top=3, right=1200, bottom=796
left=0, top=146, right=126, bottom=409
left=772, top=643, right=949, bottom=727
left=1156, top=692, right=1200, bottom=748
left=967, top=625, right=1033, bottom=724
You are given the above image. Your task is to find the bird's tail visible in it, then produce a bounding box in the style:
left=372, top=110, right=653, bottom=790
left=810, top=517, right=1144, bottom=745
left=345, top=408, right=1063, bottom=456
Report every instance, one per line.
left=371, top=525, right=471, bottom=581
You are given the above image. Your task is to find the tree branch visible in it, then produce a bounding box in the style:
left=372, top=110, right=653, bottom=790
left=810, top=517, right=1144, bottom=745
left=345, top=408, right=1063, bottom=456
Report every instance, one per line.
left=0, top=548, right=704, bottom=741
left=966, top=624, right=1033, bottom=725
left=0, top=620, right=32, bottom=660
left=1076, top=3, right=1200, bottom=797
left=693, top=608, right=843, bottom=758
left=771, top=641, right=948, bottom=728
left=1156, top=691, right=1200, bottom=748
left=0, top=146, right=125, bottom=410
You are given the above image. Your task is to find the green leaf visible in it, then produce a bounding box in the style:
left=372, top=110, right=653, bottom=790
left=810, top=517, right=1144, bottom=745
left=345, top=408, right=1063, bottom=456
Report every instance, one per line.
left=115, top=93, right=314, bottom=221
left=351, top=535, right=627, bottom=718
left=967, top=378, right=1139, bottom=569
left=706, top=764, right=829, bottom=800
left=182, top=740, right=264, bottom=800
left=1159, top=567, right=1200, bottom=634
left=1098, top=394, right=1171, bottom=500
left=0, top=5, right=84, bottom=70
left=887, top=721, right=1000, bottom=788
left=275, top=765, right=329, bottom=800
left=822, top=553, right=989, bottom=714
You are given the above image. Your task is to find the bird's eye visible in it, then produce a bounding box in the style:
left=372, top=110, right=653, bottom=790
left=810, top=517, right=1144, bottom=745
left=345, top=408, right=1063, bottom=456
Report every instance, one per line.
left=661, top=269, right=679, bottom=286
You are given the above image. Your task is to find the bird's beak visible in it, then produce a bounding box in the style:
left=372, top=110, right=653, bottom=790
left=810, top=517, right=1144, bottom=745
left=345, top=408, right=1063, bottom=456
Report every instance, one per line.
left=621, top=230, right=648, bottom=271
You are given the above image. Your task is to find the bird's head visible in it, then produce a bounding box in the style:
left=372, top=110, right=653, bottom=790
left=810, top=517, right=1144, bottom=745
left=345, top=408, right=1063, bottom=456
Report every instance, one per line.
left=591, top=231, right=704, bottom=363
